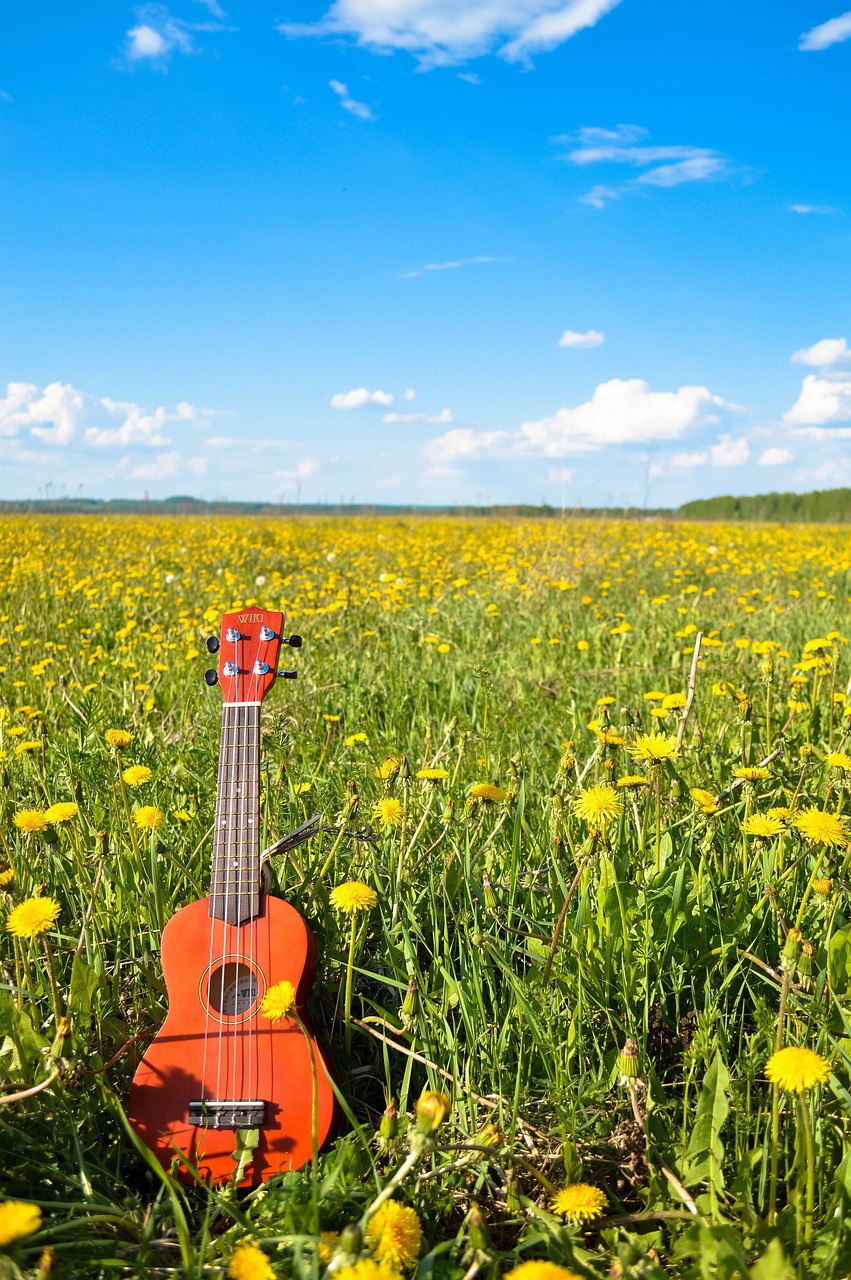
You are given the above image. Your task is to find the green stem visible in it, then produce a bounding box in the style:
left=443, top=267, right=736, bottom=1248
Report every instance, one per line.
left=116, top=768, right=139, bottom=860
left=42, top=937, right=62, bottom=1029
left=767, top=968, right=791, bottom=1225
left=798, top=1094, right=816, bottom=1242
left=294, top=1012, right=320, bottom=1233
left=343, top=914, right=357, bottom=1055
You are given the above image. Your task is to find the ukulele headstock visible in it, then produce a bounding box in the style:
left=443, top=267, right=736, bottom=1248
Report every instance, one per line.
left=204, top=609, right=302, bottom=704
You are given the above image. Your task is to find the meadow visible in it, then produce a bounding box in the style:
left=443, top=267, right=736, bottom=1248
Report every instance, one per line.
left=2, top=513, right=851, bottom=1280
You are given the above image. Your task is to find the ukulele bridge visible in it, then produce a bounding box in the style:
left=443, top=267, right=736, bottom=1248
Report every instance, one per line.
left=188, top=1099, right=266, bottom=1128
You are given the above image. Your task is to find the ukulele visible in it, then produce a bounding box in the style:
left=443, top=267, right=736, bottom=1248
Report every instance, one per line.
left=128, top=608, right=336, bottom=1185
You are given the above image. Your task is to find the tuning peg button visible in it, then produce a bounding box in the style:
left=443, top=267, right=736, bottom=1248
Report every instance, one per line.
left=278, top=669, right=298, bottom=679
left=284, top=634, right=303, bottom=648
left=204, top=669, right=219, bottom=686
left=206, top=636, right=220, bottom=653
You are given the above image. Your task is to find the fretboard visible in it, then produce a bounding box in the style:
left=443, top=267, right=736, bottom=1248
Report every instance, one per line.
left=209, top=704, right=261, bottom=925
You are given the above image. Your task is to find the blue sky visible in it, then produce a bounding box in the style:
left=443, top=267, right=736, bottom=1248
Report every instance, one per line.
left=1, top=0, right=850, bottom=506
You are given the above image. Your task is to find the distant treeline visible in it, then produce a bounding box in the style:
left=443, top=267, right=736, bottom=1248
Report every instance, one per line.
left=679, top=489, right=851, bottom=523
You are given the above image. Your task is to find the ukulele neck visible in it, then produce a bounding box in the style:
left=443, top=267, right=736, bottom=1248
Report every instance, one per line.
left=209, top=703, right=262, bottom=925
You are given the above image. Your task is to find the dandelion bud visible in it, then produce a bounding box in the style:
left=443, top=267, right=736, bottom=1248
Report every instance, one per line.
left=559, top=754, right=576, bottom=773
left=466, top=1202, right=492, bottom=1254
left=617, top=1037, right=641, bottom=1083
left=603, top=757, right=615, bottom=773
left=441, top=798, right=455, bottom=825
left=482, top=874, right=497, bottom=911
left=343, top=784, right=360, bottom=818
left=473, top=1121, right=504, bottom=1149
left=335, top=1223, right=363, bottom=1265
left=781, top=926, right=803, bottom=971
left=505, top=1169, right=522, bottom=1213
left=415, top=1090, right=450, bottom=1134
left=400, top=976, right=418, bottom=1029
left=797, top=940, right=815, bottom=983
left=378, top=1098, right=399, bottom=1150
left=800, top=743, right=814, bottom=759
left=760, top=658, right=774, bottom=680
left=813, top=877, right=832, bottom=896
left=37, top=1247, right=56, bottom=1278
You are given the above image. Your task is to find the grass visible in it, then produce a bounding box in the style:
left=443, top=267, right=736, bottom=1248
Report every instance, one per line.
left=1, top=513, right=851, bottom=1279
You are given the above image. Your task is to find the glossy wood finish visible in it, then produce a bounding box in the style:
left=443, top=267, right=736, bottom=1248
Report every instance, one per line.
left=128, top=895, right=336, bottom=1185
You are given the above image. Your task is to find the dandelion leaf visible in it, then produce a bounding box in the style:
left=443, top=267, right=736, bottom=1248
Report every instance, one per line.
left=828, top=923, right=851, bottom=997
left=683, top=1051, right=730, bottom=1215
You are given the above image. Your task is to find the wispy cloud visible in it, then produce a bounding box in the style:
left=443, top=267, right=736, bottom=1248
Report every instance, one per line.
left=383, top=408, right=453, bottom=425
left=329, top=79, right=375, bottom=120
left=557, top=124, right=729, bottom=208
left=278, top=0, right=621, bottom=67
left=399, top=255, right=498, bottom=279
left=799, top=10, right=851, bottom=50
left=558, top=328, right=604, bottom=349
left=789, top=203, right=840, bottom=214
left=121, top=3, right=230, bottom=65
left=330, top=387, right=394, bottom=409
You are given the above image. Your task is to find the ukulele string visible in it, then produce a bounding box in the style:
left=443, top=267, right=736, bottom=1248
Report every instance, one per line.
left=233, top=674, right=247, bottom=1102
left=199, top=696, right=228, bottom=1109
left=247, top=689, right=258, bottom=1114
left=216, top=664, right=238, bottom=1104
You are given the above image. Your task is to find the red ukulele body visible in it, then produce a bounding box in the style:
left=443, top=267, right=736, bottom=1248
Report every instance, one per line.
left=128, top=610, right=335, bottom=1185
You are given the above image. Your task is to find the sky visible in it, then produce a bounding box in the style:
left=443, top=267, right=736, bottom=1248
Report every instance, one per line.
left=1, top=0, right=850, bottom=508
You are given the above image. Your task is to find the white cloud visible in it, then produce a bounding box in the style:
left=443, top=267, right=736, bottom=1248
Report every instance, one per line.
left=0, top=379, right=221, bottom=449
left=548, top=466, right=574, bottom=482
left=279, top=0, right=622, bottom=67
left=425, top=428, right=509, bottom=465
left=710, top=434, right=749, bottom=466
left=127, top=24, right=171, bottom=57
left=330, top=387, right=394, bottom=409
left=329, top=79, right=375, bottom=120
left=558, top=328, right=604, bottom=349
left=122, top=4, right=229, bottom=64
left=130, top=451, right=206, bottom=479
left=759, top=447, right=794, bottom=466
left=275, top=456, right=320, bottom=480
left=399, top=255, right=497, bottom=279
left=784, top=373, right=851, bottom=425
left=383, top=408, right=453, bottom=424
left=557, top=124, right=728, bottom=207
left=799, top=10, right=851, bottom=50
left=517, top=378, right=729, bottom=454
left=402, top=388, right=416, bottom=400
left=791, top=337, right=849, bottom=367
left=672, top=450, right=708, bottom=469
left=789, top=203, right=840, bottom=214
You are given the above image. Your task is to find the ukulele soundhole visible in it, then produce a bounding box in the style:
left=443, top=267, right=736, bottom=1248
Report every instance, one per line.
left=205, top=959, right=262, bottom=1019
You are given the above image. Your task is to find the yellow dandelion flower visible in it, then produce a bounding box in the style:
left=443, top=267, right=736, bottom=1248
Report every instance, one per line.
left=596, top=696, right=616, bottom=706
left=122, top=765, right=153, bottom=787
left=330, top=881, right=378, bottom=914
left=373, top=797, right=404, bottom=829
left=44, top=802, right=78, bottom=824
left=6, top=896, right=61, bottom=939
left=133, top=806, right=165, bottom=831
left=173, top=808, right=193, bottom=822
left=794, top=806, right=849, bottom=848
left=13, top=809, right=48, bottom=834
left=375, top=757, right=400, bottom=779
left=550, top=1182, right=609, bottom=1223
left=14, top=740, right=42, bottom=755
left=259, top=980, right=296, bottom=1022
left=506, top=1265, right=584, bottom=1280
left=0, top=868, right=14, bottom=887
left=316, top=1232, right=340, bottom=1265
left=689, top=788, right=718, bottom=815
left=765, top=1045, right=830, bottom=1092
left=617, top=775, right=648, bottom=789
left=733, top=766, right=771, bottom=782
left=642, top=690, right=667, bottom=702
left=595, top=730, right=627, bottom=746
left=345, top=733, right=368, bottom=746
left=629, top=733, right=679, bottom=762
left=416, top=767, right=449, bottom=781
left=105, top=728, right=134, bottom=748
left=813, top=877, right=832, bottom=896
left=335, top=1261, right=401, bottom=1280
left=228, top=1241, right=276, bottom=1280
left=826, top=751, right=851, bottom=770
left=292, top=782, right=312, bottom=794
left=323, top=714, right=341, bottom=724
left=576, top=639, right=589, bottom=651
left=662, top=692, right=687, bottom=710
left=0, top=1200, right=42, bottom=1248
left=572, top=784, right=623, bottom=828
left=742, top=813, right=784, bottom=839
left=365, top=1201, right=423, bottom=1271
left=468, top=783, right=511, bottom=802
left=767, top=806, right=794, bottom=821
left=415, top=1090, right=450, bottom=1130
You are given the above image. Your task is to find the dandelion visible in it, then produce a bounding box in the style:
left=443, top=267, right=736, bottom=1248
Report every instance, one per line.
left=323, top=714, right=341, bottom=724
left=105, top=728, right=134, bottom=748
left=794, top=807, right=849, bottom=848
left=6, top=896, right=61, bottom=939
left=13, top=809, right=48, bottom=834
left=572, top=784, right=623, bottom=829
left=14, top=740, right=41, bottom=755
left=690, top=788, right=718, bottom=815
left=742, top=813, right=784, bottom=839
left=826, top=751, right=851, bottom=770
left=316, top=1232, right=340, bottom=1266
left=550, top=1182, right=609, bottom=1223
left=122, top=765, right=153, bottom=787
left=173, top=809, right=192, bottom=822
left=416, top=767, right=449, bottom=781
left=595, top=730, right=627, bottom=746
left=330, top=882, right=378, bottom=914
left=733, top=766, right=771, bottom=782
left=468, top=783, right=511, bottom=802
left=813, top=877, right=832, bottom=896
left=133, top=806, right=165, bottom=831
left=768, top=806, right=794, bottom=821
left=0, top=1200, right=42, bottom=1248
left=259, top=980, right=296, bottom=1022
left=617, top=774, right=648, bottom=789
left=765, top=1046, right=830, bottom=1092
left=629, top=732, right=679, bottom=762
left=0, top=868, right=14, bottom=887
left=44, top=802, right=78, bottom=824
left=345, top=733, right=368, bottom=746
left=335, top=1262, right=400, bottom=1280
left=373, top=797, right=404, bottom=829
left=365, top=1201, right=423, bottom=1270
left=228, top=1241, right=276, bottom=1280
left=505, top=1265, right=584, bottom=1280
left=415, top=1090, right=450, bottom=1132
left=376, top=757, right=399, bottom=779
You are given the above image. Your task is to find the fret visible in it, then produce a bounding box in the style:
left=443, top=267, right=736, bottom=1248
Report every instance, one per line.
left=209, top=703, right=262, bottom=926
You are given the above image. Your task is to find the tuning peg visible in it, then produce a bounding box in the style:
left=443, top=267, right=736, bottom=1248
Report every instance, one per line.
left=278, top=669, right=298, bottom=679
left=283, top=634, right=303, bottom=648
left=204, top=669, right=219, bottom=686
left=206, top=636, right=220, bottom=653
